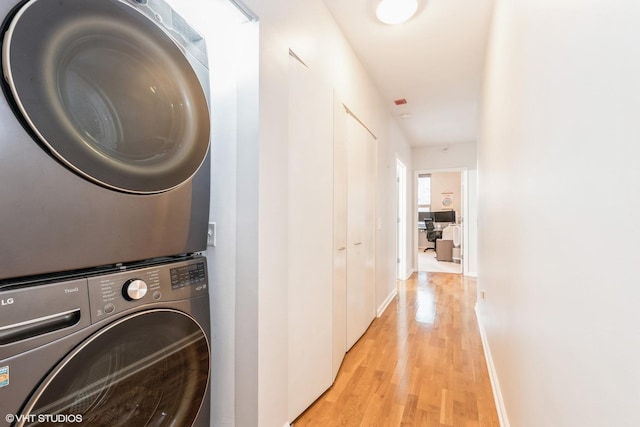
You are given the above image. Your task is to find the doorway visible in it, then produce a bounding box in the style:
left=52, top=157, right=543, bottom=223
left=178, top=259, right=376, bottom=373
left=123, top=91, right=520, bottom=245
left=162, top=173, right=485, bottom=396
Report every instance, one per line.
left=415, top=168, right=469, bottom=275
left=396, top=159, right=407, bottom=279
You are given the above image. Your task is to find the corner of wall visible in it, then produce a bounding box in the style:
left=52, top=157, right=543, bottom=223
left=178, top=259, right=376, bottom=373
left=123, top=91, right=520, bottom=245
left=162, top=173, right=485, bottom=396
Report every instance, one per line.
left=475, top=305, right=510, bottom=427
left=401, top=268, right=413, bottom=281
left=377, top=288, right=398, bottom=317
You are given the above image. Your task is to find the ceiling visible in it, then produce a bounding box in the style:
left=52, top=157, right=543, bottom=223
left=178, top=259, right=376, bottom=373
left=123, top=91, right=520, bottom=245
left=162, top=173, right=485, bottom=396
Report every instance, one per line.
left=323, top=0, right=494, bottom=147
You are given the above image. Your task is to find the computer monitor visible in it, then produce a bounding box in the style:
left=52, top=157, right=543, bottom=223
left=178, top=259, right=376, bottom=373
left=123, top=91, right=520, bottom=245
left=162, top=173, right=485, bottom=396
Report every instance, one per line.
left=433, top=210, right=455, bottom=223
left=418, top=211, right=434, bottom=223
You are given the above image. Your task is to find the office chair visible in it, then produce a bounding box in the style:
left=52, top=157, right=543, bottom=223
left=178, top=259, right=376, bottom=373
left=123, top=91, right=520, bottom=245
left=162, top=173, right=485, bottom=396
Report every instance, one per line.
left=424, top=220, right=438, bottom=252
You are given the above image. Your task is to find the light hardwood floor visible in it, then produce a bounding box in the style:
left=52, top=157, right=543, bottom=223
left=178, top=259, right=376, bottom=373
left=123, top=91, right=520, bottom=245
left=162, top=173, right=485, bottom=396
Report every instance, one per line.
left=293, top=272, right=499, bottom=427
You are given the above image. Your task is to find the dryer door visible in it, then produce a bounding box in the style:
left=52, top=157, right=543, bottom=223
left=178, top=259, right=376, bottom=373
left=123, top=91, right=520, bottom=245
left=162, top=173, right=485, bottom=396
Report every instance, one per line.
left=2, top=0, right=210, bottom=194
left=17, top=310, right=210, bottom=427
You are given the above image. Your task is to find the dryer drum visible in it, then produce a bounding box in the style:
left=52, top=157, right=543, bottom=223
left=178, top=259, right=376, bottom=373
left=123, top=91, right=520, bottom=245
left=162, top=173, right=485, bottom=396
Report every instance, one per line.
left=2, top=0, right=210, bottom=193
left=16, top=310, right=210, bottom=427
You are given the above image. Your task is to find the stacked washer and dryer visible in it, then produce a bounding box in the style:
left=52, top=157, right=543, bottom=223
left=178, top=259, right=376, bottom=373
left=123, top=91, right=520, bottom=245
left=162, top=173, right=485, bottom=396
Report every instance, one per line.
left=0, top=0, right=212, bottom=425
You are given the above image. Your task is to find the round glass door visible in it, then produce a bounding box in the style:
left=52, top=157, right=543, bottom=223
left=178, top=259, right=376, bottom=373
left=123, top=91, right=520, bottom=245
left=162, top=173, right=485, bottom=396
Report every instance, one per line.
left=18, top=310, right=210, bottom=427
left=2, top=0, right=210, bottom=193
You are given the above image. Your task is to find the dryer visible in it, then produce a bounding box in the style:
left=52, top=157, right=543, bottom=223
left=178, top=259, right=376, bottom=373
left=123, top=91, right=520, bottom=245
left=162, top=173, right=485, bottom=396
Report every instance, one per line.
left=0, top=256, right=211, bottom=427
left=0, top=0, right=211, bottom=281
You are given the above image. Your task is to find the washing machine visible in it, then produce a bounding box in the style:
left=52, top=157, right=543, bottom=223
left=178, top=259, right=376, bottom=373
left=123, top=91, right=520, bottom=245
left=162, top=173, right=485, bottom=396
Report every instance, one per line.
left=0, top=256, right=211, bottom=426
left=0, top=0, right=211, bottom=281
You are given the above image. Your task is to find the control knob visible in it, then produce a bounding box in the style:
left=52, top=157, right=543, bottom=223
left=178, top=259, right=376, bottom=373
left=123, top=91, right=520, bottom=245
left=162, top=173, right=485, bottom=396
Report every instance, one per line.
left=122, top=279, right=148, bottom=301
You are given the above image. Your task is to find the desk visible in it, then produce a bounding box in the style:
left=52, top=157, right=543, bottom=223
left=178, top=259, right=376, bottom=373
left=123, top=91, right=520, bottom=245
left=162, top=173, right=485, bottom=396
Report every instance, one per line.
left=436, top=239, right=453, bottom=261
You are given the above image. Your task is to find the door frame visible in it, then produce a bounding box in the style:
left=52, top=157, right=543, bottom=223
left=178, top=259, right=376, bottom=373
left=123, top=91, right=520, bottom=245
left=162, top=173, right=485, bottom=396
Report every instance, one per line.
left=396, top=158, right=408, bottom=279
left=413, top=167, right=470, bottom=275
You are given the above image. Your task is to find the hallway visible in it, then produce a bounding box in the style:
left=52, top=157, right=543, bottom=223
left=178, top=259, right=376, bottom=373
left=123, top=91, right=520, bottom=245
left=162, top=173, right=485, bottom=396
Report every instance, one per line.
left=294, top=272, right=499, bottom=426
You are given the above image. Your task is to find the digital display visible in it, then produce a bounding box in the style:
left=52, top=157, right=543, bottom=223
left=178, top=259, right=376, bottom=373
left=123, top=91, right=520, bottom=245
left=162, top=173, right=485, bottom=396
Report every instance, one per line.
left=433, top=210, right=455, bottom=223
left=170, top=262, right=206, bottom=289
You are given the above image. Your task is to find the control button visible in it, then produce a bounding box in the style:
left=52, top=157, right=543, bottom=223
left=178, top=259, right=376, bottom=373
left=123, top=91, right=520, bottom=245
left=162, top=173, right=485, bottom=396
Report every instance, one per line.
left=104, top=303, right=116, bottom=314
left=122, top=279, right=148, bottom=301
left=152, top=291, right=161, bottom=300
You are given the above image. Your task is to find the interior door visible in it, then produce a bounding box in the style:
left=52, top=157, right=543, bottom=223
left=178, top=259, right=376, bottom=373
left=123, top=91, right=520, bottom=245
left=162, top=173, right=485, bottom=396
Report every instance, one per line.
left=345, top=113, right=376, bottom=351
left=287, top=55, right=334, bottom=421
left=332, top=93, right=348, bottom=379
left=2, top=0, right=210, bottom=193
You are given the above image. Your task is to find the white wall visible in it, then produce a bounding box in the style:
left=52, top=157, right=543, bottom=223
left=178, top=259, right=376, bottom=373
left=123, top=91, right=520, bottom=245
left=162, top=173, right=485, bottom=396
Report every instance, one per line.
left=430, top=172, right=461, bottom=215
left=466, top=170, right=478, bottom=275
left=233, top=24, right=261, bottom=427
left=394, top=124, right=414, bottom=281
left=478, top=1, right=640, bottom=426
left=412, top=142, right=477, bottom=170
left=381, top=121, right=414, bottom=296
left=230, top=0, right=413, bottom=425
left=166, top=2, right=256, bottom=426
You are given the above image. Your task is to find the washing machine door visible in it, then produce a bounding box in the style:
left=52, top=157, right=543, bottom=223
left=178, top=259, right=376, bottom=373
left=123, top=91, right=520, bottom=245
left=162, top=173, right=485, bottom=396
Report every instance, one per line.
left=17, top=310, right=210, bottom=427
left=2, top=0, right=210, bottom=194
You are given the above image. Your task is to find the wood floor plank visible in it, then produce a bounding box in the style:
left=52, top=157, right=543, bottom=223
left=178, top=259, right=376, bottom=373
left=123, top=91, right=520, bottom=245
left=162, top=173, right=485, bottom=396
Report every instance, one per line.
left=293, top=272, right=500, bottom=426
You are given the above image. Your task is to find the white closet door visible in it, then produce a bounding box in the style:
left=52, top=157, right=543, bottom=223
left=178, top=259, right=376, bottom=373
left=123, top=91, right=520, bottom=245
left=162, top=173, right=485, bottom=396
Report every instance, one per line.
left=332, top=93, right=347, bottom=380
left=287, top=56, right=334, bottom=421
left=345, top=113, right=376, bottom=350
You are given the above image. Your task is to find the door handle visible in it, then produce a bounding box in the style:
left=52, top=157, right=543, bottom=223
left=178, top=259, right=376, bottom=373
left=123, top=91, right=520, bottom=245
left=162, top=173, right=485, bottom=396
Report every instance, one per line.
left=354, top=242, right=362, bottom=246
left=337, top=247, right=346, bottom=251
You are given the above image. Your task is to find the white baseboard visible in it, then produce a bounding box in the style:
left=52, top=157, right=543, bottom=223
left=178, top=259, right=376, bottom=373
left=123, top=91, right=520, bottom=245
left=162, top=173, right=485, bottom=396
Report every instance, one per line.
left=466, top=271, right=478, bottom=278
left=400, top=268, right=413, bottom=280
left=475, top=305, right=510, bottom=427
left=377, top=288, right=398, bottom=317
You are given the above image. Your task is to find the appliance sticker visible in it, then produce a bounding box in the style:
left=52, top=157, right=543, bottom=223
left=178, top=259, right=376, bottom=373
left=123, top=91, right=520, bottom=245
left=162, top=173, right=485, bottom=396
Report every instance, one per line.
left=0, top=366, right=8, bottom=388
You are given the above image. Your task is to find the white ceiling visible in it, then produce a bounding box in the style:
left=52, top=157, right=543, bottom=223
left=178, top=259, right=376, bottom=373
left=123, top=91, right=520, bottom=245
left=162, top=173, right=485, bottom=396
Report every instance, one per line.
left=323, top=0, right=494, bottom=147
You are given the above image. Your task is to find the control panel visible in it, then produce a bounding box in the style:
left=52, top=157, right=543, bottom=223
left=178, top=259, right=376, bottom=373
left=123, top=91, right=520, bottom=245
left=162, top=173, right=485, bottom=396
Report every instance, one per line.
left=87, top=258, right=208, bottom=323
left=170, top=262, right=206, bottom=289
left=122, top=279, right=149, bottom=300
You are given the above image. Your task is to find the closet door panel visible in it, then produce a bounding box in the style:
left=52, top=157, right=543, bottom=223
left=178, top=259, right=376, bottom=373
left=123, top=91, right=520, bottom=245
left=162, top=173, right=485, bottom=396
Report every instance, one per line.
left=287, top=56, right=334, bottom=421
left=345, top=114, right=376, bottom=350
left=362, top=125, right=376, bottom=324
left=332, top=93, right=347, bottom=380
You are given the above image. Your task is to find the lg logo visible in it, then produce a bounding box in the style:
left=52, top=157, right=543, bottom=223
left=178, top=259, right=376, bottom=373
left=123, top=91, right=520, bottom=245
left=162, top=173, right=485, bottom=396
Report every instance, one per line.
left=1, top=298, right=14, bottom=306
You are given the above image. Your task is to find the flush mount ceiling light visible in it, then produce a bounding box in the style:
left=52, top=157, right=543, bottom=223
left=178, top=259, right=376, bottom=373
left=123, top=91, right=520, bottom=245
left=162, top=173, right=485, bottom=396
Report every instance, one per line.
left=376, top=0, right=418, bottom=25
